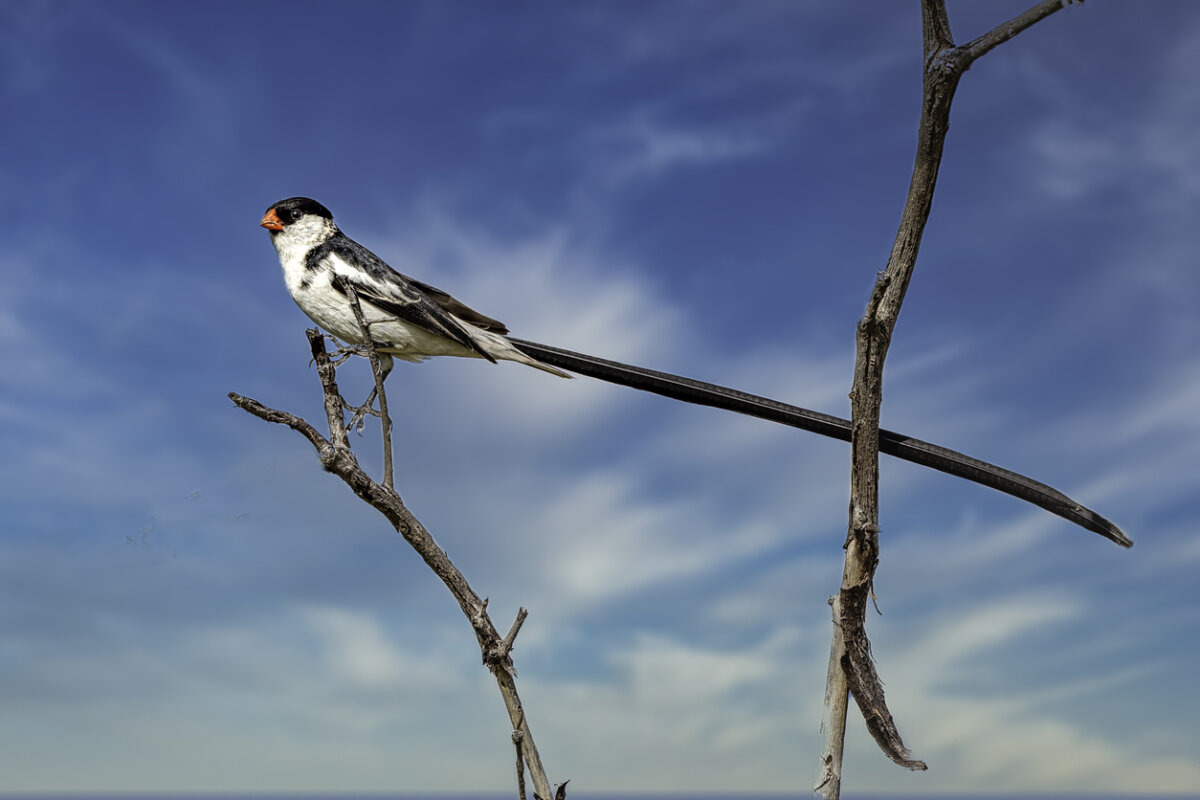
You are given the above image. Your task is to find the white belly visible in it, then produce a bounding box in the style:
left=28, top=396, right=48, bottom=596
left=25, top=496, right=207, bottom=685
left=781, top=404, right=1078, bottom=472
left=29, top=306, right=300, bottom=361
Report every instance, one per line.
left=282, top=260, right=478, bottom=362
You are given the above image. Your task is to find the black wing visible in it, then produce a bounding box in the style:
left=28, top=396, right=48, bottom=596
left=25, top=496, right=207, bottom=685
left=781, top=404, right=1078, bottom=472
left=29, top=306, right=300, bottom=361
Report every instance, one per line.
left=409, top=278, right=510, bottom=335
left=310, top=234, right=498, bottom=362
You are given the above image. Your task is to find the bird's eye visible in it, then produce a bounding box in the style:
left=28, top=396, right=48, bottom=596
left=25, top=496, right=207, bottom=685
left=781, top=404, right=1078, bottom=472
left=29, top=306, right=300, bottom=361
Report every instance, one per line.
left=289, top=208, right=303, bottom=221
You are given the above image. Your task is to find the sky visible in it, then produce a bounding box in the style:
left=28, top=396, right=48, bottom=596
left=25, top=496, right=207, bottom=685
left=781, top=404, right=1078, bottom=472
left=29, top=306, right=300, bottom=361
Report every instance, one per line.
left=1, top=0, right=1198, bottom=795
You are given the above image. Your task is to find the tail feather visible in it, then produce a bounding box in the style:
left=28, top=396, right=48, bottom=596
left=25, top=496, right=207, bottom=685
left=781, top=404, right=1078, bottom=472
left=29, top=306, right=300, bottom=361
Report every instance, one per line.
left=507, top=337, right=1131, bottom=547
left=506, top=347, right=573, bottom=378
left=470, top=328, right=572, bottom=378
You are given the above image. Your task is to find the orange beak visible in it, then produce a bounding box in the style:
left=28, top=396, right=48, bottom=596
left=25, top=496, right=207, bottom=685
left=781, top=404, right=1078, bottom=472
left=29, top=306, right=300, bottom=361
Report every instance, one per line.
left=260, top=208, right=284, bottom=231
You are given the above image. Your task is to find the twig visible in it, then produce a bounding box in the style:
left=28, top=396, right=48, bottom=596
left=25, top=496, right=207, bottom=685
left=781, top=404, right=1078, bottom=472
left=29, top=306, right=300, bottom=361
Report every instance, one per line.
left=814, top=595, right=850, bottom=798
left=514, top=729, right=527, bottom=800
left=817, top=1, right=1082, bottom=796
left=308, top=330, right=351, bottom=453
left=495, top=607, right=529, bottom=665
left=229, top=330, right=554, bottom=800
left=961, top=0, right=1081, bottom=63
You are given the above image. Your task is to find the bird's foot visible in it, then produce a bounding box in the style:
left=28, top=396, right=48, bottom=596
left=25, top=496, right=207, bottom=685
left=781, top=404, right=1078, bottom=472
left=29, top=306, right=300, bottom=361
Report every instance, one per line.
left=342, top=387, right=381, bottom=434
left=328, top=341, right=370, bottom=368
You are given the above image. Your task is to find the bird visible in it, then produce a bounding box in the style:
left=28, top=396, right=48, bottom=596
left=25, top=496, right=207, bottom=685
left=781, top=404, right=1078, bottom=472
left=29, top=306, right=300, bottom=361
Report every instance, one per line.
left=259, top=197, right=1129, bottom=548
left=260, top=196, right=570, bottom=378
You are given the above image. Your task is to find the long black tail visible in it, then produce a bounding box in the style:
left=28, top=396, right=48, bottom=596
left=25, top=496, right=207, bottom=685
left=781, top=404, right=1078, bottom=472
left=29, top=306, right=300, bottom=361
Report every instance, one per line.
left=509, top=338, right=1131, bottom=548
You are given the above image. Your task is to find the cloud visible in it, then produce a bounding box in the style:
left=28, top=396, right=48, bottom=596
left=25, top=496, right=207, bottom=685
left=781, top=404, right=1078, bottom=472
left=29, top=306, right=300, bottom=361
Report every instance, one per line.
left=95, top=8, right=245, bottom=164
left=580, top=113, right=781, bottom=187
left=0, top=601, right=507, bottom=791
left=524, top=469, right=783, bottom=613
left=302, top=605, right=417, bottom=693
left=1025, top=15, right=1200, bottom=209
left=526, top=625, right=825, bottom=791
left=893, top=593, right=1084, bottom=690
left=338, top=206, right=683, bottom=444
left=830, top=594, right=1200, bottom=793
left=567, top=1, right=908, bottom=99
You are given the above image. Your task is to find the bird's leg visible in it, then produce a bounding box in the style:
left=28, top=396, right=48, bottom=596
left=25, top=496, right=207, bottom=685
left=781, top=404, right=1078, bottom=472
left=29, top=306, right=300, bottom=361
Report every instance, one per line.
left=313, top=333, right=391, bottom=433
left=343, top=392, right=381, bottom=434
left=344, top=352, right=394, bottom=434
left=317, top=338, right=376, bottom=431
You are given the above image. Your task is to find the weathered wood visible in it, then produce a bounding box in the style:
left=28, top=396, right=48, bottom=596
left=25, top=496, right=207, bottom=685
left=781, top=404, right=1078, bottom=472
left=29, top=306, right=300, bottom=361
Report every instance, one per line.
left=818, top=2, right=1088, bottom=796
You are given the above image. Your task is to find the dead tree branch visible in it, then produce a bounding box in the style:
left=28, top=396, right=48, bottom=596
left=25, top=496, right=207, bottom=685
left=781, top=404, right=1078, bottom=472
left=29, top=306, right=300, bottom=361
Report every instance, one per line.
left=229, top=328, right=555, bottom=800
left=817, top=2, right=1084, bottom=796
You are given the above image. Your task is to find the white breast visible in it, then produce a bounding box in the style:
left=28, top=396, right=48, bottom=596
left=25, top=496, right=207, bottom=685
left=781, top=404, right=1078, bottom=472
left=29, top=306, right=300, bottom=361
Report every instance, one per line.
left=271, top=225, right=479, bottom=361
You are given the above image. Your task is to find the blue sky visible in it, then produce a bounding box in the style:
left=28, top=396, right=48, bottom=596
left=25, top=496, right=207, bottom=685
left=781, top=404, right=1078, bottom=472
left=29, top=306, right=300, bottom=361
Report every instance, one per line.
left=1, top=0, right=1198, bottom=794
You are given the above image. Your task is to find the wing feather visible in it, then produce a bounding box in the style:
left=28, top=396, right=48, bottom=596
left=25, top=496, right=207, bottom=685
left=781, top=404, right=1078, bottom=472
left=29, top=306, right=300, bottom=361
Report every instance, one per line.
left=409, top=278, right=509, bottom=335
left=309, top=235, right=498, bottom=362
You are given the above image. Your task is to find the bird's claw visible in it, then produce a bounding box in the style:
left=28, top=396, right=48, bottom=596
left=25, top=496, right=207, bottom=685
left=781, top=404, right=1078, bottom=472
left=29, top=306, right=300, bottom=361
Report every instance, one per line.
left=306, top=336, right=367, bottom=370
left=341, top=388, right=381, bottom=434
left=328, top=341, right=370, bottom=368
left=342, top=395, right=379, bottom=434
left=319, top=336, right=392, bottom=434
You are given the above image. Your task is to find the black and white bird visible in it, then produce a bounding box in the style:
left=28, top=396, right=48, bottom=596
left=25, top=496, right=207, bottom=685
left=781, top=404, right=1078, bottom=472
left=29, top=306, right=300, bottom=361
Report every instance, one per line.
left=259, top=197, right=1129, bottom=547
left=260, top=196, right=570, bottom=378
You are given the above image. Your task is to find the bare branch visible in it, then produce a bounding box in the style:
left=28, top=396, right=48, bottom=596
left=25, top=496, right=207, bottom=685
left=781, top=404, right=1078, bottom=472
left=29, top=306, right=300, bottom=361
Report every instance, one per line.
left=961, top=0, right=1080, bottom=65
left=513, top=729, right=528, bottom=800
left=921, top=0, right=954, bottom=58
left=307, top=329, right=351, bottom=452
left=228, top=392, right=326, bottom=450
left=813, top=595, right=850, bottom=797
left=230, top=334, right=554, bottom=800
left=498, top=607, right=530, bottom=662
left=819, top=1, right=1085, bottom=793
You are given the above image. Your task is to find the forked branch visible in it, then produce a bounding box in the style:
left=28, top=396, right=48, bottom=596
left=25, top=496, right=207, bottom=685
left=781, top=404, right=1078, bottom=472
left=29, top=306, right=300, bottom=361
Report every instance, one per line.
left=817, top=2, right=1086, bottom=797
left=230, top=329, right=556, bottom=800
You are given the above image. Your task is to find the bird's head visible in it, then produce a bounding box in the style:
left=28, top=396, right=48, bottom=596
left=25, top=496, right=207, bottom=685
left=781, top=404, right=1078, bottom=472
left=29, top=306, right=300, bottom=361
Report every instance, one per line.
left=260, top=197, right=337, bottom=248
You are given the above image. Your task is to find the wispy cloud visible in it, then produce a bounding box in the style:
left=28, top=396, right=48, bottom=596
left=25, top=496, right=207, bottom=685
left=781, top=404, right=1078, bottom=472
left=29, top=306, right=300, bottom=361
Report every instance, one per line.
left=580, top=112, right=782, bottom=187
left=96, top=9, right=244, bottom=162
left=870, top=595, right=1200, bottom=792
left=1025, top=15, right=1200, bottom=208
